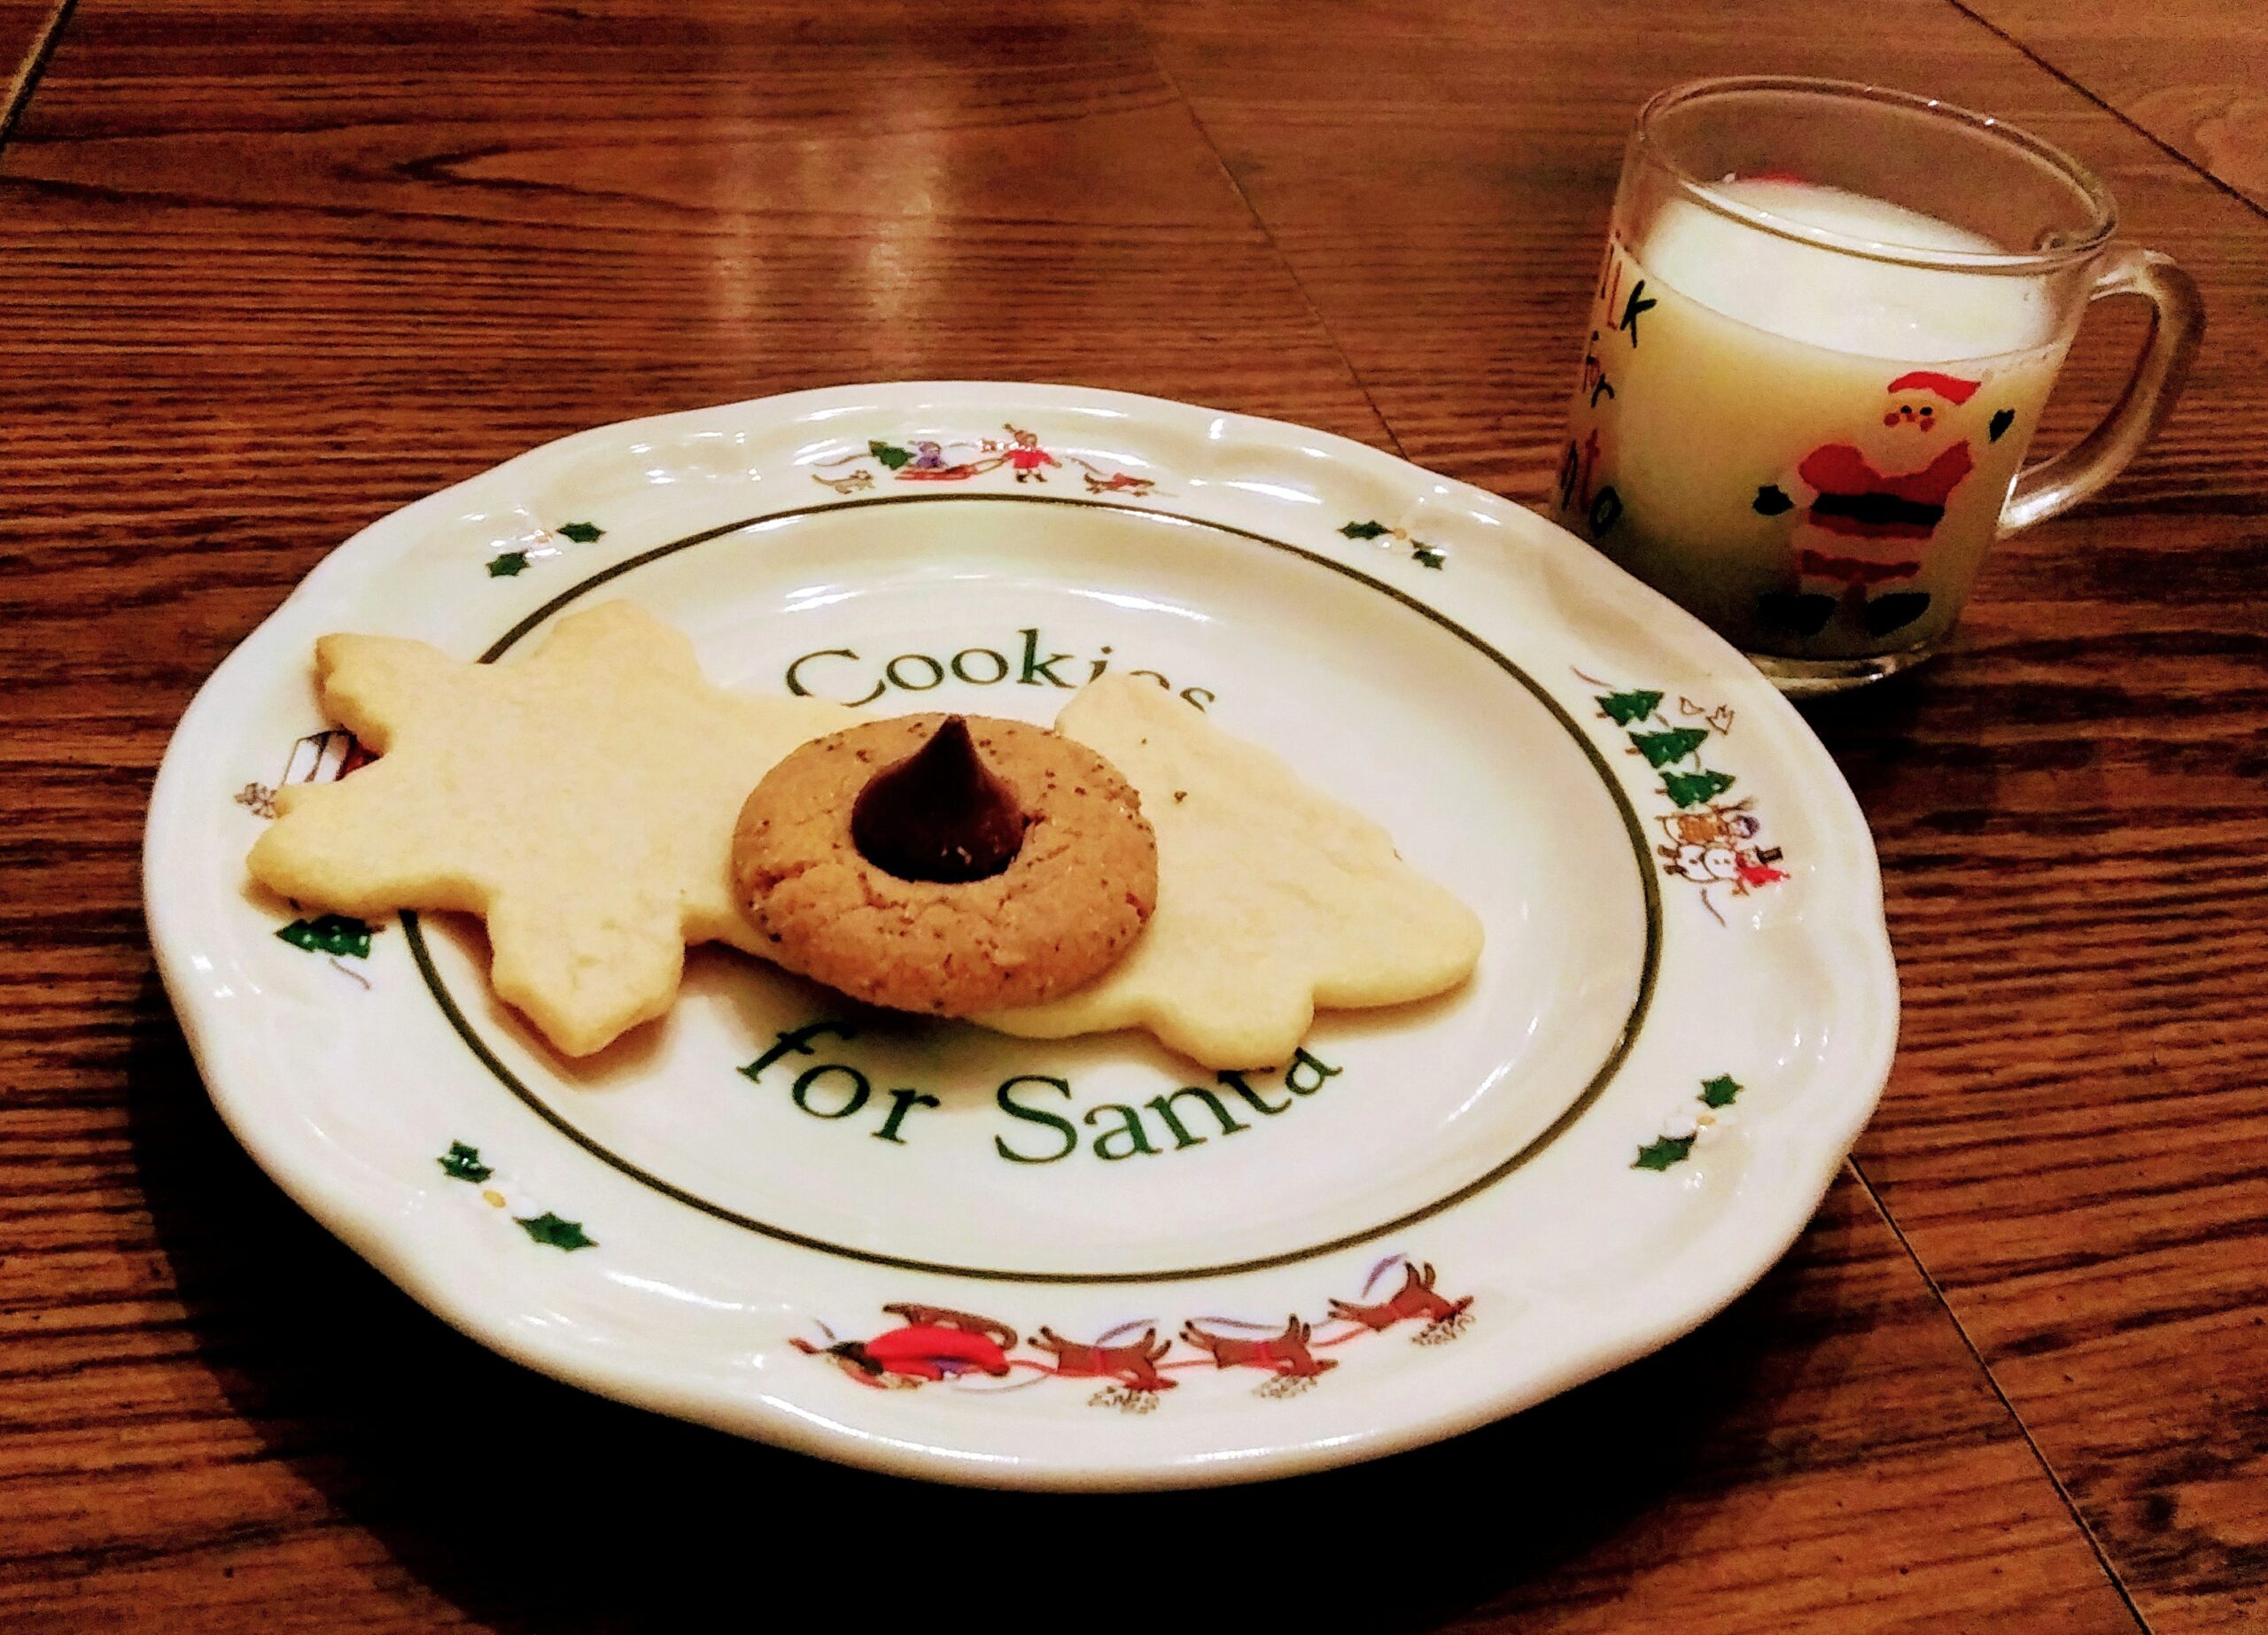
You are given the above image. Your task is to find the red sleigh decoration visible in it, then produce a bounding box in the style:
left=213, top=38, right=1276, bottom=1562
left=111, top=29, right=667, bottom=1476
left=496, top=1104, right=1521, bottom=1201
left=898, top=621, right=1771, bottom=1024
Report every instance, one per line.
left=792, top=1253, right=1474, bottom=1411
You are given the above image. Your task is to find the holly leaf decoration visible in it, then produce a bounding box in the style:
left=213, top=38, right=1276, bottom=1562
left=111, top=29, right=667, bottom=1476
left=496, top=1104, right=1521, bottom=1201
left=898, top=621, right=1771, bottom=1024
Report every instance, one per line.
left=438, top=1142, right=493, bottom=1182
left=556, top=521, right=604, bottom=545
left=869, top=440, right=913, bottom=470
left=1412, top=545, right=1446, bottom=570
left=486, top=551, right=530, bottom=578
left=517, top=1212, right=595, bottom=1251
left=1633, top=1134, right=1696, bottom=1171
left=276, top=914, right=375, bottom=958
left=1629, top=726, right=1709, bottom=768
left=1700, top=1074, right=1742, bottom=1108
left=1662, top=769, right=1736, bottom=808
left=1596, top=689, right=1664, bottom=727
left=1339, top=520, right=1389, bottom=540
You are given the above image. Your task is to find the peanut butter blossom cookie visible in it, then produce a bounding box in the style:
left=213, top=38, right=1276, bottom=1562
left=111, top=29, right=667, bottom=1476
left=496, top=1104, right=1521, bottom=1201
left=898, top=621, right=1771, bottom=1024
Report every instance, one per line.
left=732, top=713, right=1159, bottom=1016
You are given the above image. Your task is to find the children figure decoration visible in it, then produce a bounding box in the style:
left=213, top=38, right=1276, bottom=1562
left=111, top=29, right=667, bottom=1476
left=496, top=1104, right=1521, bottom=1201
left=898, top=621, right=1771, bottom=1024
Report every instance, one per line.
left=812, top=425, right=1160, bottom=497
left=1587, top=677, right=1790, bottom=926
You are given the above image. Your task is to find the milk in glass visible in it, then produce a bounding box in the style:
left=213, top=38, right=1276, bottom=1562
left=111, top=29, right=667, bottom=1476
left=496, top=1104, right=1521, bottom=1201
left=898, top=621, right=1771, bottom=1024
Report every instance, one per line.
left=1555, top=180, right=2070, bottom=657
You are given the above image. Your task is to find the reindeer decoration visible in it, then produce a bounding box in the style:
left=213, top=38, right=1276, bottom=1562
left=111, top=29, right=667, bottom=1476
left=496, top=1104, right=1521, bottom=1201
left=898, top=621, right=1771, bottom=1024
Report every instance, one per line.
left=1325, top=1261, right=1473, bottom=1334
left=796, top=1259, right=1473, bottom=1402
left=1029, top=1326, right=1177, bottom=1392
left=1179, top=1315, right=1338, bottom=1379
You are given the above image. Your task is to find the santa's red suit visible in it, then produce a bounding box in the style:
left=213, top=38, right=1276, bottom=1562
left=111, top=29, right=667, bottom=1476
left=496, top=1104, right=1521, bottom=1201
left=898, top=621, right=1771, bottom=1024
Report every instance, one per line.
left=1792, top=439, right=1975, bottom=585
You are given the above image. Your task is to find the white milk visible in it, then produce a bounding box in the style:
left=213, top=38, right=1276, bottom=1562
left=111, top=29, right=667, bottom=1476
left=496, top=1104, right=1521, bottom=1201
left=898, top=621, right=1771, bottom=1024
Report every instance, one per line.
left=1556, top=180, right=2071, bottom=658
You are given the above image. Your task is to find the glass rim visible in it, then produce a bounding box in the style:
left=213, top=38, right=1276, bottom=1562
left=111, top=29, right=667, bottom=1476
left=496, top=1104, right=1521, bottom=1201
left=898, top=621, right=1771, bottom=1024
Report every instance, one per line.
left=1633, top=75, right=2119, bottom=273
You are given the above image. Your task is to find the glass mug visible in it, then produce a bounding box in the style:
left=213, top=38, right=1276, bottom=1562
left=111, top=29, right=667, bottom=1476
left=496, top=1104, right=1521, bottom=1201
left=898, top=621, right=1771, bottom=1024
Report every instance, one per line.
left=1554, top=77, right=2202, bottom=691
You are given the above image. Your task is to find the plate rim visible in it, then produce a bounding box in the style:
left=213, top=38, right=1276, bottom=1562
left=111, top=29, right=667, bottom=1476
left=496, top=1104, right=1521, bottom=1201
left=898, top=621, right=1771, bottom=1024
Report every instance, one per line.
left=144, top=379, right=1899, bottom=1491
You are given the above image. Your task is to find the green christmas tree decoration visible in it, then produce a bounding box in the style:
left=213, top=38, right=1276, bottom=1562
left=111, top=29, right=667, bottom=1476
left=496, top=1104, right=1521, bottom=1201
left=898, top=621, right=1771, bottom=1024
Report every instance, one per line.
left=868, top=440, right=913, bottom=470
left=486, top=551, right=530, bottom=578
left=438, top=1142, right=493, bottom=1182
left=1596, top=689, right=1664, bottom=726
left=1339, top=520, right=1389, bottom=540
left=1629, top=726, right=1710, bottom=768
left=1662, top=769, right=1736, bottom=808
left=276, top=914, right=375, bottom=958
left=1700, top=1074, right=1742, bottom=1108
left=1412, top=544, right=1446, bottom=570
left=517, top=1212, right=596, bottom=1251
left=556, top=521, right=604, bottom=545
left=1633, top=1134, right=1696, bottom=1171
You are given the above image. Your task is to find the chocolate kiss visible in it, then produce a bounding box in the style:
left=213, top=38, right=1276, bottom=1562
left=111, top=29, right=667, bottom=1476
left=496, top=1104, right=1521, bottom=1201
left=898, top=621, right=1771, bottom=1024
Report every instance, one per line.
left=850, top=717, right=1027, bottom=884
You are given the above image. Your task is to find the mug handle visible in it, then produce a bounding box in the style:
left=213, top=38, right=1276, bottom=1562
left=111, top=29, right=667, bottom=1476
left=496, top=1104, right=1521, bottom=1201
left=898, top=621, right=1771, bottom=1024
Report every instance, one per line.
left=2001, top=244, right=2204, bottom=532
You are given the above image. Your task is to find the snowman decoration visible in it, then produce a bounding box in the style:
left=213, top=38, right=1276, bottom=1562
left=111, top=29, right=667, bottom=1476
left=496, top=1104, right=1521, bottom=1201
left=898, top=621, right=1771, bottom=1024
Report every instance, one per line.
left=1751, top=369, right=1989, bottom=639
left=1658, top=802, right=1788, bottom=897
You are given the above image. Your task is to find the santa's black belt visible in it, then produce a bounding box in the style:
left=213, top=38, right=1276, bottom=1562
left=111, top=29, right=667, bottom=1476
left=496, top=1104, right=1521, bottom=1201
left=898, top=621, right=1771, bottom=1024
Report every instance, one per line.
left=1809, top=492, right=1945, bottom=529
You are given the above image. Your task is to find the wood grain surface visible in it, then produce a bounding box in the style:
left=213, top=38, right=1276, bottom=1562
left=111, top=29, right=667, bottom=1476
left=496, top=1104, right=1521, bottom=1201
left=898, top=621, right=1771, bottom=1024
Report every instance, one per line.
left=0, top=0, right=67, bottom=138
left=1955, top=0, right=2268, bottom=210
left=1, top=0, right=2261, bottom=1628
left=1142, top=4, right=2268, bottom=1626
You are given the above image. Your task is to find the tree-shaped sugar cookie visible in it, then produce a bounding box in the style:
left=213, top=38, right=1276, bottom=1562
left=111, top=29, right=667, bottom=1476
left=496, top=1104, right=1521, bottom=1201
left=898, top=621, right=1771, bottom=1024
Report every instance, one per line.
left=975, top=676, right=1483, bottom=1068
left=248, top=601, right=849, bottom=1056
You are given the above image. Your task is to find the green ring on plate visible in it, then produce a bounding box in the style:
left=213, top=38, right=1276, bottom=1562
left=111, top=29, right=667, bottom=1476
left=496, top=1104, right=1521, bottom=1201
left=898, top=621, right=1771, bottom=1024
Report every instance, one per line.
left=405, top=492, right=1664, bottom=1284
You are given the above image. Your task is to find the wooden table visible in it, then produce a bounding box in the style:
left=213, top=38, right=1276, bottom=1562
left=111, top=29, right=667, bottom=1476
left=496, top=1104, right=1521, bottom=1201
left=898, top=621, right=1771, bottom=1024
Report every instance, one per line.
left=4, top=2, right=2262, bottom=1628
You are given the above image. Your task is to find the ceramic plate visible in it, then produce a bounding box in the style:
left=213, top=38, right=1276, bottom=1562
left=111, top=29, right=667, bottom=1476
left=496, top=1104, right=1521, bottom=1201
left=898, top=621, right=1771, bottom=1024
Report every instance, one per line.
left=145, top=383, right=1897, bottom=1490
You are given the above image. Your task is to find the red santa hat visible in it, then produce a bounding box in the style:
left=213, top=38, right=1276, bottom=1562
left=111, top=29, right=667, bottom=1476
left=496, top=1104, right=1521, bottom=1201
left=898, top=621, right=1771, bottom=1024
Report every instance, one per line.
left=1885, top=369, right=1980, bottom=404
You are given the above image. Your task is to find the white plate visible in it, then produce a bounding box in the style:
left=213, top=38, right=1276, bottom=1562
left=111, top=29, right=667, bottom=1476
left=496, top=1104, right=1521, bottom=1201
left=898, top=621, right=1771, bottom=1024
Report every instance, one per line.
left=145, top=383, right=1896, bottom=1490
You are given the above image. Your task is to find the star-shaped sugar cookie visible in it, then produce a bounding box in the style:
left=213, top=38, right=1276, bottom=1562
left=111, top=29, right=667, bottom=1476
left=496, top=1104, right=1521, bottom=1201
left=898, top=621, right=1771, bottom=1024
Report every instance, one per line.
left=975, top=675, right=1484, bottom=1069
left=248, top=601, right=849, bottom=1056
